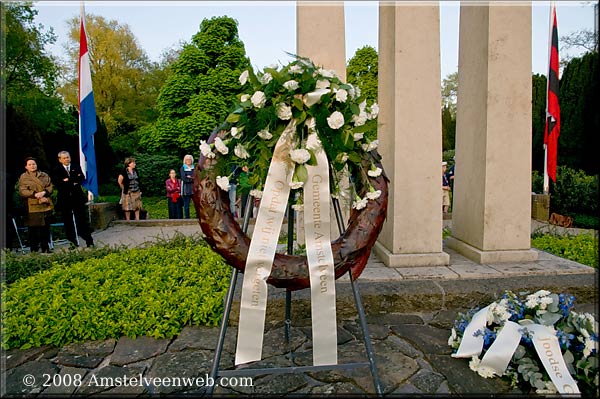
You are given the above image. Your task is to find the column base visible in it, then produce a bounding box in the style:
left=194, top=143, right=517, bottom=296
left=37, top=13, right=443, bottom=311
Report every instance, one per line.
left=373, top=241, right=450, bottom=268
left=446, top=237, right=538, bottom=264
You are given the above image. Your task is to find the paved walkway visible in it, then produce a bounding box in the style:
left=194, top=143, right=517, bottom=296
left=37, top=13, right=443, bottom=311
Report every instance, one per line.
left=2, top=220, right=597, bottom=396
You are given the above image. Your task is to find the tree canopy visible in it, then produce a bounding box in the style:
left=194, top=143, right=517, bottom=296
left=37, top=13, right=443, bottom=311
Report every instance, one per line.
left=346, top=45, right=378, bottom=105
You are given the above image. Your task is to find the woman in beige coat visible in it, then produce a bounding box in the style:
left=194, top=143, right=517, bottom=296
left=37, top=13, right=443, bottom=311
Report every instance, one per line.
left=18, top=157, right=54, bottom=253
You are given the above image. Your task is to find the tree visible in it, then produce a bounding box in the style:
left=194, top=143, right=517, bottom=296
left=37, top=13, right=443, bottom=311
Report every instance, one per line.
left=139, top=16, right=251, bottom=156
left=441, top=105, right=455, bottom=151
left=531, top=74, right=547, bottom=173
left=441, top=72, right=458, bottom=118
left=59, top=14, right=160, bottom=137
left=346, top=45, right=378, bottom=104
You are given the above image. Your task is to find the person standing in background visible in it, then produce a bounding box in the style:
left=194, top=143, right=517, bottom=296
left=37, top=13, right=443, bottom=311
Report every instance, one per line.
left=180, top=154, right=195, bottom=219
left=51, top=151, right=95, bottom=248
left=442, top=161, right=451, bottom=214
left=118, top=157, right=143, bottom=221
left=18, top=157, right=54, bottom=253
left=165, top=169, right=183, bottom=219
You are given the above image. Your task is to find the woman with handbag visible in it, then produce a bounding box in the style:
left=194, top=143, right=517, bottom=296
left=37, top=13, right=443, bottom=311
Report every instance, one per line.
left=165, top=169, right=183, bottom=219
left=118, top=157, right=143, bottom=221
left=18, top=157, right=54, bottom=253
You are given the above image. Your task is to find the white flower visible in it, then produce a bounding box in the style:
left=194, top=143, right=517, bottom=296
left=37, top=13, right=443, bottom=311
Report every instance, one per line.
left=334, top=88, right=348, bottom=103
left=353, top=196, right=368, bottom=210
left=277, top=103, right=292, bottom=120
left=316, top=79, right=330, bottom=89
left=290, top=148, right=311, bottom=164
left=327, top=111, right=345, bottom=129
left=353, top=132, right=364, bottom=141
left=234, top=143, right=249, bottom=159
left=336, top=152, right=349, bottom=163
left=230, top=126, right=242, bottom=139
left=347, top=85, right=356, bottom=99
left=535, top=381, right=558, bottom=394
left=290, top=181, right=304, bottom=189
left=355, top=86, right=362, bottom=98
left=259, top=72, right=273, bottom=84
left=267, top=63, right=278, bottom=69
left=251, top=91, right=267, bottom=108
left=303, top=88, right=330, bottom=107
left=583, top=337, right=595, bottom=358
left=476, top=365, right=498, bottom=379
left=368, top=103, right=380, bottom=119
left=291, top=203, right=303, bottom=212
left=241, top=94, right=250, bottom=102
left=362, top=140, right=379, bottom=152
left=283, top=80, right=299, bottom=91
left=352, top=112, right=368, bottom=127
left=448, top=327, right=458, bottom=346
left=214, top=137, right=229, bottom=155
left=306, top=133, right=321, bottom=151
left=257, top=129, right=272, bottom=140
left=487, top=302, right=511, bottom=324
left=368, top=167, right=382, bottom=177
left=200, top=140, right=215, bottom=158
left=239, top=70, right=249, bottom=85
left=216, top=176, right=230, bottom=191
left=289, top=64, right=303, bottom=74
left=468, top=356, right=481, bottom=372
left=250, top=189, right=263, bottom=199
left=318, top=68, right=335, bottom=78
left=366, top=190, right=381, bottom=200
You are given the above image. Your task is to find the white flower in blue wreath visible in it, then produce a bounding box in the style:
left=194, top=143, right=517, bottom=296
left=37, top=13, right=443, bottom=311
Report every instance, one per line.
left=316, top=79, right=330, bottom=89
left=239, top=70, right=249, bottom=85
left=214, top=137, right=229, bottom=155
left=216, top=176, right=230, bottom=191
left=362, top=139, right=379, bottom=152
left=251, top=91, right=266, bottom=108
left=277, top=103, right=293, bottom=120
left=234, top=143, right=250, bottom=159
left=230, top=126, right=242, bottom=139
left=257, top=129, right=272, bottom=140
left=327, top=111, right=345, bottom=129
left=200, top=140, right=215, bottom=158
left=334, top=88, right=348, bottom=103
left=290, top=148, right=311, bottom=164
left=240, top=94, right=250, bottom=103
left=283, top=80, right=299, bottom=91
left=259, top=72, right=273, bottom=84
left=368, top=166, right=383, bottom=177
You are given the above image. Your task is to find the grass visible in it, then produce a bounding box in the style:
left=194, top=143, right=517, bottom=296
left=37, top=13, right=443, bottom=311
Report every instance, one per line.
left=98, top=195, right=198, bottom=220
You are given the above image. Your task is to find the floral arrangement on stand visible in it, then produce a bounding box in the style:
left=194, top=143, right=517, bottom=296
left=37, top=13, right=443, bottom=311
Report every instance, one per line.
left=198, top=55, right=381, bottom=210
left=448, top=290, right=598, bottom=395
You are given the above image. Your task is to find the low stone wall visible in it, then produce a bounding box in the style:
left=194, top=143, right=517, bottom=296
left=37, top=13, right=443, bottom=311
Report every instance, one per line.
left=89, top=202, right=119, bottom=231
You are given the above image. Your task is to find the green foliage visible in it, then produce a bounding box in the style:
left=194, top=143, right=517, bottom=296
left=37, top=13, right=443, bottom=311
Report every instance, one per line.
left=441, top=72, right=458, bottom=118
left=140, top=196, right=198, bottom=220
left=2, top=246, right=124, bottom=285
left=132, top=153, right=183, bottom=197
left=1, top=234, right=231, bottom=349
left=442, top=106, right=456, bottom=151
left=140, top=16, right=251, bottom=156
left=531, top=232, right=598, bottom=268
left=347, top=46, right=378, bottom=141
left=442, top=149, right=455, bottom=163
left=550, top=166, right=598, bottom=217
left=531, top=74, right=547, bottom=173
left=571, top=214, right=599, bottom=230
left=531, top=170, right=544, bottom=194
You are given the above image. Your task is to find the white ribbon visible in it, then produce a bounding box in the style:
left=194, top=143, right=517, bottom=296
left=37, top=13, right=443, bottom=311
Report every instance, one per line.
left=235, top=121, right=295, bottom=365
left=304, top=130, right=337, bottom=366
left=453, top=306, right=581, bottom=394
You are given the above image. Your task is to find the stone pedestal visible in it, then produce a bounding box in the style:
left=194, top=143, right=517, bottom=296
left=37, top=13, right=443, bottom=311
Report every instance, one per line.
left=89, top=202, right=119, bottom=231
left=531, top=194, right=550, bottom=221
left=374, top=3, right=449, bottom=268
left=448, top=4, right=537, bottom=264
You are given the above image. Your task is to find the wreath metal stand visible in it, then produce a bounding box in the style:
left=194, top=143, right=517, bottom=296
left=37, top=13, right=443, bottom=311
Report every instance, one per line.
left=207, top=195, right=383, bottom=396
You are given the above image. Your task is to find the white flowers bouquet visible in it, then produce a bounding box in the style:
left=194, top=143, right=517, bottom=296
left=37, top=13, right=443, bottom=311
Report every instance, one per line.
left=199, top=55, right=381, bottom=210
left=448, top=290, right=598, bottom=395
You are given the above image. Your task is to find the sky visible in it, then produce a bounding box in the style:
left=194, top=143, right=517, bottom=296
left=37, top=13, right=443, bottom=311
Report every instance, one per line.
left=32, top=1, right=597, bottom=80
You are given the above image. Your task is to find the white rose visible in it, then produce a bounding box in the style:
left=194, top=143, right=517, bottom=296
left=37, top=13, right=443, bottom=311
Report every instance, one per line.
left=257, top=129, right=272, bottom=140
left=334, top=88, right=348, bottom=103
left=283, top=80, right=299, bottom=91
left=290, top=148, right=311, bottom=164
left=289, top=181, right=304, bottom=189
left=241, top=94, right=250, bottom=102
left=214, top=137, right=229, bottom=155
left=352, top=112, right=368, bottom=127
left=318, top=68, right=335, bottom=78
left=368, top=103, right=380, bottom=119
left=230, top=126, right=242, bottom=139
left=199, top=140, right=215, bottom=158
left=327, top=111, right=345, bottom=129
left=277, top=103, right=292, bottom=120
left=316, top=79, right=330, bottom=89
left=353, top=132, right=364, bottom=141
left=251, top=91, right=267, bottom=108
left=216, top=176, right=230, bottom=191
left=366, top=190, right=381, bottom=200
left=239, top=70, right=249, bottom=85
left=368, top=167, right=382, bottom=177
left=234, top=143, right=249, bottom=159
left=259, top=72, right=273, bottom=84
left=347, top=85, right=356, bottom=99
left=362, top=140, right=379, bottom=152
left=289, top=64, right=303, bottom=74
left=250, top=189, right=263, bottom=199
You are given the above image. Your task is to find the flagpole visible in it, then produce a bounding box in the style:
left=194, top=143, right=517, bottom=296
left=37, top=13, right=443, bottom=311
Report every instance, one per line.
left=542, top=2, right=553, bottom=195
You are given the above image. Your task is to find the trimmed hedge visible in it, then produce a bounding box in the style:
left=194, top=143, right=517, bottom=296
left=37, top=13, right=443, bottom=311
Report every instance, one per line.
left=1, top=234, right=230, bottom=349
left=531, top=232, right=598, bottom=268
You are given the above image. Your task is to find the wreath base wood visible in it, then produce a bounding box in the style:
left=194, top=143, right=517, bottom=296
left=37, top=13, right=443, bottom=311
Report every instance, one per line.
left=193, top=132, right=389, bottom=292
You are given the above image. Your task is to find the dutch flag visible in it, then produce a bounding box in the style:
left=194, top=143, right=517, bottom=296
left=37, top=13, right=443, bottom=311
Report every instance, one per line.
left=79, top=3, right=98, bottom=198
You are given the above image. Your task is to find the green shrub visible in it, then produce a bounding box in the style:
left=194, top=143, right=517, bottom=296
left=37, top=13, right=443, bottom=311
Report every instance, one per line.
left=1, top=234, right=230, bottom=349
left=531, top=170, right=544, bottom=194
left=572, top=214, right=600, bottom=230
left=531, top=232, right=599, bottom=268
left=551, top=166, right=598, bottom=217
left=133, top=153, right=183, bottom=197
left=2, top=246, right=124, bottom=285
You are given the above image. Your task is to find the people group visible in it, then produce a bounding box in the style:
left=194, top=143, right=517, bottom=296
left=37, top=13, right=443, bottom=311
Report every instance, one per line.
left=163, top=154, right=196, bottom=219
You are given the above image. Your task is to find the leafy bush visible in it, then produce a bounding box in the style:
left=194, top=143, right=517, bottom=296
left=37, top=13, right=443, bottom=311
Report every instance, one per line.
left=551, top=166, right=598, bottom=217
left=572, top=214, right=600, bottom=230
left=531, top=170, right=544, bottom=195
left=130, top=153, right=183, bottom=197
left=442, top=149, right=455, bottom=164
left=2, top=246, right=124, bottom=285
left=531, top=232, right=598, bottom=268
left=1, top=234, right=231, bottom=349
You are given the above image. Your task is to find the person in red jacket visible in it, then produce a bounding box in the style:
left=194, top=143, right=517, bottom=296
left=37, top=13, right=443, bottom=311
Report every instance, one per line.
left=165, top=169, right=183, bottom=219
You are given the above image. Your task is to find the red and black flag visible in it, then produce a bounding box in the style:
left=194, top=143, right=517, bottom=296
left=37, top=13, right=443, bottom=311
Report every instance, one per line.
left=544, top=3, right=560, bottom=183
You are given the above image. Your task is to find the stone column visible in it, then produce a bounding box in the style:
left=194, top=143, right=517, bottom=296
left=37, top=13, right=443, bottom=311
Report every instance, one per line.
left=446, top=3, right=537, bottom=264
left=373, top=3, right=449, bottom=267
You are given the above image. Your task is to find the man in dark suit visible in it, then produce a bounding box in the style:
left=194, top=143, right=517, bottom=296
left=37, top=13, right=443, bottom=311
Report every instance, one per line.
left=51, top=151, right=94, bottom=248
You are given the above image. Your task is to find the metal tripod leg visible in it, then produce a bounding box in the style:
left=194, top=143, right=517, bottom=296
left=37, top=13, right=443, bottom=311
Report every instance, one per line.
left=207, top=195, right=254, bottom=395
left=333, top=198, right=383, bottom=396
left=12, top=217, right=26, bottom=254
